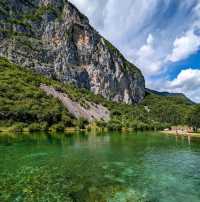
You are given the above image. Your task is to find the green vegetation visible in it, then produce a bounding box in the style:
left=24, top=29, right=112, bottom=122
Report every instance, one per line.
left=187, top=104, right=200, bottom=132
left=142, top=92, right=193, bottom=126
left=75, top=118, right=89, bottom=129
left=0, top=2, right=63, bottom=40
left=0, top=0, right=10, bottom=16
left=28, top=122, right=48, bottom=132
left=0, top=57, right=196, bottom=132
left=49, top=123, right=65, bottom=132
left=0, top=57, right=77, bottom=131
left=5, top=18, right=32, bottom=30
left=23, top=5, right=57, bottom=21
left=9, top=123, right=26, bottom=133
left=103, top=38, right=121, bottom=56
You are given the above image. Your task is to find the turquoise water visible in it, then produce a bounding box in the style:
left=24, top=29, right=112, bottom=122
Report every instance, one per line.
left=0, top=132, right=200, bottom=202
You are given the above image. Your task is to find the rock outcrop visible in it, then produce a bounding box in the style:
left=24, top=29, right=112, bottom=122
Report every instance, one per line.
left=0, top=0, right=145, bottom=104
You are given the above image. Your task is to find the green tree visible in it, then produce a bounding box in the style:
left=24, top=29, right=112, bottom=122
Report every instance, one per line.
left=187, top=105, right=200, bottom=132
left=75, top=118, right=89, bottom=129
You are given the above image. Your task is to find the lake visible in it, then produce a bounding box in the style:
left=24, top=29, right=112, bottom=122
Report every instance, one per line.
left=0, top=132, right=200, bottom=202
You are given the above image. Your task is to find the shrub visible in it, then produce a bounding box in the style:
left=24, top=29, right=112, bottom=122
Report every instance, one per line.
left=61, top=114, right=74, bottom=127
left=129, top=122, right=139, bottom=131
left=9, top=123, right=26, bottom=133
left=136, top=122, right=149, bottom=131
left=49, top=123, right=65, bottom=132
left=95, top=121, right=107, bottom=128
left=111, top=110, right=122, bottom=116
left=107, top=121, right=122, bottom=131
left=28, top=122, right=48, bottom=132
left=75, top=118, right=89, bottom=129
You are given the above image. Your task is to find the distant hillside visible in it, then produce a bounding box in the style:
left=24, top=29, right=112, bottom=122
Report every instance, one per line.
left=145, top=88, right=194, bottom=105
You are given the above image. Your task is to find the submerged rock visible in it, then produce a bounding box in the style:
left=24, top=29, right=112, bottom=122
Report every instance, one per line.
left=0, top=0, right=145, bottom=104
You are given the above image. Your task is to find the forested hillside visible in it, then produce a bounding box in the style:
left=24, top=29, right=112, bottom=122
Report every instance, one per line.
left=0, top=58, right=194, bottom=132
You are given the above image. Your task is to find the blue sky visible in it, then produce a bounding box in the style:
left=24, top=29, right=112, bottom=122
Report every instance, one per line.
left=70, top=0, right=200, bottom=102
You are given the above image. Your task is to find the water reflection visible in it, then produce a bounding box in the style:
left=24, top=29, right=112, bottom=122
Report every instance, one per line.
left=188, top=135, right=191, bottom=145
left=174, top=133, right=193, bottom=146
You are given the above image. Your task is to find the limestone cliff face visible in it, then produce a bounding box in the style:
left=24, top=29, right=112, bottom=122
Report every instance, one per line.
left=0, top=0, right=145, bottom=104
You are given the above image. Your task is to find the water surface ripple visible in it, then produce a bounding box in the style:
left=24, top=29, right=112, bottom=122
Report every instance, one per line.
left=0, top=132, right=200, bottom=202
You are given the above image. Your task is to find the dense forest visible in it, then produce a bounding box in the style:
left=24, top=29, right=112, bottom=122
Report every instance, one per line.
left=0, top=57, right=196, bottom=132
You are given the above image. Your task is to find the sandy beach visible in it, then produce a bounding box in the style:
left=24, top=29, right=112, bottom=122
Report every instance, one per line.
left=161, top=130, right=200, bottom=138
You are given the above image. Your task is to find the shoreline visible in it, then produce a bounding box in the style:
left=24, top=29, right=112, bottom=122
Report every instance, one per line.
left=0, top=127, right=85, bottom=133
left=0, top=126, right=107, bottom=134
left=1, top=126, right=200, bottom=138
left=161, top=130, right=200, bottom=138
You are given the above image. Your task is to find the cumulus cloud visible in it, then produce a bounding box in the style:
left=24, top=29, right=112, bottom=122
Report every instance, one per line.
left=169, top=69, right=200, bottom=102
left=134, top=34, right=162, bottom=76
left=168, top=68, right=200, bottom=91
left=167, top=29, right=200, bottom=62
left=167, top=1, right=200, bottom=62
left=150, top=69, right=200, bottom=103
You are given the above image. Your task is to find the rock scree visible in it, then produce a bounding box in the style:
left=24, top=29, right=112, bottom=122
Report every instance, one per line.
left=40, top=84, right=110, bottom=122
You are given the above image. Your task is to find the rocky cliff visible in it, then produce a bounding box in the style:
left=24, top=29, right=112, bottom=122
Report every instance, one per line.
left=0, top=0, right=145, bottom=104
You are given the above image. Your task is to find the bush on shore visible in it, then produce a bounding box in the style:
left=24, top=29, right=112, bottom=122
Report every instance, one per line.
left=49, top=123, right=65, bottom=132
left=28, top=122, right=48, bottom=132
left=106, top=120, right=123, bottom=131
left=9, top=123, right=26, bottom=133
left=75, top=118, right=89, bottom=129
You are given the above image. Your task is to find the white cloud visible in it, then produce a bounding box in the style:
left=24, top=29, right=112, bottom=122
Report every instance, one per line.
left=147, top=34, right=154, bottom=45
left=69, top=0, right=108, bottom=28
left=169, top=69, right=200, bottom=102
left=166, top=1, right=200, bottom=63
left=169, top=68, right=200, bottom=90
left=150, top=69, right=200, bottom=103
left=167, top=30, right=200, bottom=62
left=133, top=34, right=162, bottom=76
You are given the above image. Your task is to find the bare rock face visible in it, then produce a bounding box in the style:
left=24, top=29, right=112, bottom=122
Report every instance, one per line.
left=40, top=84, right=110, bottom=122
left=0, top=0, right=145, bottom=104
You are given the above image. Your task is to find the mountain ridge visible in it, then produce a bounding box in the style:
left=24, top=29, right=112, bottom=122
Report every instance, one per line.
left=145, top=88, right=195, bottom=104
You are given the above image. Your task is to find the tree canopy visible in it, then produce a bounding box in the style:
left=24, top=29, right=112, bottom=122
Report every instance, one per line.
left=187, top=105, right=200, bottom=132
